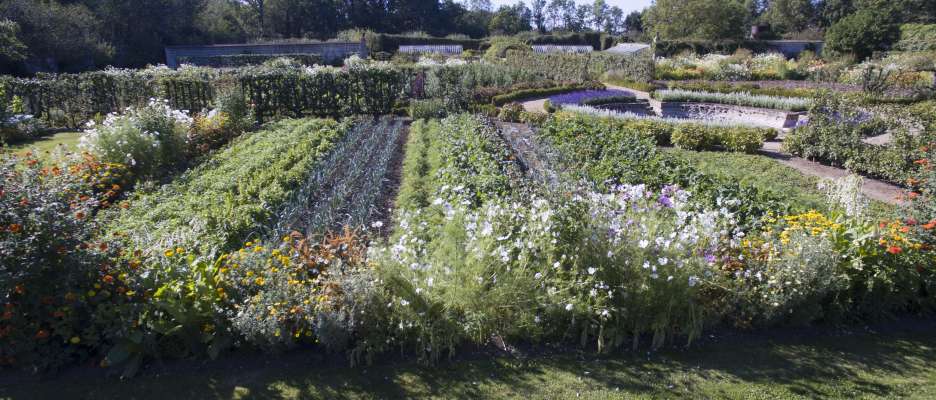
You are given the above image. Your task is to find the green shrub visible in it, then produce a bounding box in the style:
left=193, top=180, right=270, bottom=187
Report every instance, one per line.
left=497, top=102, right=524, bottom=122
left=784, top=94, right=930, bottom=184
left=483, top=36, right=532, bottom=62
left=721, top=126, right=766, bottom=153
left=177, top=54, right=323, bottom=68
left=896, top=24, right=936, bottom=51
left=825, top=9, right=899, bottom=60
left=409, top=99, right=447, bottom=119
left=79, top=99, right=191, bottom=177
left=671, top=123, right=714, bottom=151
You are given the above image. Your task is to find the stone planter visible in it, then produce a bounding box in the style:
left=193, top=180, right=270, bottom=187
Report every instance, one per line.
left=659, top=102, right=804, bottom=130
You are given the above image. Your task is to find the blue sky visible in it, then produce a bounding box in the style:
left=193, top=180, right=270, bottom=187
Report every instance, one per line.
left=489, top=0, right=653, bottom=15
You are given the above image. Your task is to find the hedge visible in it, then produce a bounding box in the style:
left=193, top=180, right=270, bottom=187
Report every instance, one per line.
left=896, top=24, right=936, bottom=51
left=177, top=54, right=324, bottom=68
left=491, top=82, right=605, bottom=106
left=501, top=49, right=654, bottom=83
left=654, top=40, right=771, bottom=57
left=1, top=64, right=405, bottom=128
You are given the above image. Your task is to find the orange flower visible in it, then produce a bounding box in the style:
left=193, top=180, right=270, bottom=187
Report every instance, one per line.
left=8, top=224, right=21, bottom=233
left=102, top=275, right=114, bottom=284
left=35, top=330, right=49, bottom=339
left=900, top=226, right=910, bottom=234
left=915, top=159, right=929, bottom=166
left=75, top=211, right=85, bottom=220
left=924, top=220, right=936, bottom=230
left=887, top=246, right=903, bottom=255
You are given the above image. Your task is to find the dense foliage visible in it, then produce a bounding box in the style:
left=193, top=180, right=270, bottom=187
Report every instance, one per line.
left=500, top=49, right=653, bottom=83
left=784, top=95, right=934, bottom=184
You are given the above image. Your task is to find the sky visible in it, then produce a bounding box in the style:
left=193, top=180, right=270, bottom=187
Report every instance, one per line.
left=489, top=0, right=654, bottom=15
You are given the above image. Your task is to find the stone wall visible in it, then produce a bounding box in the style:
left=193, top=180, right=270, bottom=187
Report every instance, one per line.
left=164, top=42, right=367, bottom=68
left=660, top=102, right=804, bottom=130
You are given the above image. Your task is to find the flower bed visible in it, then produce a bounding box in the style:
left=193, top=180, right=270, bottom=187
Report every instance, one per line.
left=547, top=89, right=636, bottom=107
left=653, top=89, right=812, bottom=112
left=559, top=105, right=773, bottom=152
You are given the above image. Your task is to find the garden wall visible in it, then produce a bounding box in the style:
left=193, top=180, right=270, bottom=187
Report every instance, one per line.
left=660, top=102, right=803, bottom=130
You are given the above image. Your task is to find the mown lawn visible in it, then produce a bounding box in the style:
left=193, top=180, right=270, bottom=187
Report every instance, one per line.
left=2, top=321, right=934, bottom=400
left=664, top=148, right=896, bottom=218
left=3, top=131, right=81, bottom=161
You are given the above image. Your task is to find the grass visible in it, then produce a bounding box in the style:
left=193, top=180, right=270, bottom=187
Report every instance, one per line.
left=2, top=131, right=81, bottom=161
left=663, top=148, right=896, bottom=218
left=1, top=320, right=934, bottom=399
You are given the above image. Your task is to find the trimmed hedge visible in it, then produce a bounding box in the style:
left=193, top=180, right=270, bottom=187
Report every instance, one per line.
left=177, top=54, right=324, bottom=68
left=654, top=40, right=771, bottom=57
left=896, top=24, right=936, bottom=51
left=501, top=49, right=654, bottom=83
left=1, top=64, right=405, bottom=127
left=491, top=82, right=604, bottom=105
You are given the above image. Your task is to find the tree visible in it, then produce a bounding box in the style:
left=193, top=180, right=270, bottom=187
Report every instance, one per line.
left=0, top=19, right=26, bottom=64
left=546, top=0, right=572, bottom=31
left=623, top=10, right=642, bottom=34
left=0, top=0, right=113, bottom=71
left=531, top=0, right=547, bottom=32
left=591, top=0, right=607, bottom=31
left=572, top=4, right=590, bottom=32
left=761, top=0, right=817, bottom=35
left=825, top=6, right=899, bottom=60
left=605, top=6, right=625, bottom=35
left=644, top=0, right=747, bottom=41
left=242, top=0, right=266, bottom=38
left=489, top=2, right=531, bottom=35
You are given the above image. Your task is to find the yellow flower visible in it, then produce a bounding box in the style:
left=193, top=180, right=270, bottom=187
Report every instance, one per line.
left=175, top=247, right=185, bottom=255
left=69, top=337, right=81, bottom=344
left=164, top=249, right=174, bottom=257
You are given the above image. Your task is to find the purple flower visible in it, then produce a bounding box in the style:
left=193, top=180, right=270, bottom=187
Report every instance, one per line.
left=658, top=195, right=673, bottom=208
left=548, top=89, right=636, bottom=106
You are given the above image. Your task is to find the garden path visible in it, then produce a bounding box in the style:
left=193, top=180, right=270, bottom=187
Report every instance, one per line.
left=519, top=87, right=906, bottom=205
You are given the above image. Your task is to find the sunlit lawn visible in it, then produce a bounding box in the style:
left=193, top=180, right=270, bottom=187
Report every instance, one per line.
left=3, top=131, right=81, bottom=162
left=1, top=321, right=934, bottom=399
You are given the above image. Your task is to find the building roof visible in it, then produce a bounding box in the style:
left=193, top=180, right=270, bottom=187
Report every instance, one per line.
left=604, top=43, right=651, bottom=54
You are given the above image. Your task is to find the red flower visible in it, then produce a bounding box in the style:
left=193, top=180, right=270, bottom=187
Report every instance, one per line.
left=906, top=218, right=918, bottom=226
left=35, top=329, right=49, bottom=339
left=102, top=275, right=114, bottom=284
left=887, top=246, right=903, bottom=255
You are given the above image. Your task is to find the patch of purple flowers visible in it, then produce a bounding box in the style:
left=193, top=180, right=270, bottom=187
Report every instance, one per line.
left=549, top=89, right=636, bottom=106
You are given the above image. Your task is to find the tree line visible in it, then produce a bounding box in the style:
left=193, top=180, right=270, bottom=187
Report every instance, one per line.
left=1, top=0, right=935, bottom=74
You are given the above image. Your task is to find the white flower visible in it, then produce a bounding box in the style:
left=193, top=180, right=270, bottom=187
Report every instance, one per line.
left=534, top=272, right=543, bottom=280
left=565, top=303, right=574, bottom=311
left=688, top=276, right=699, bottom=287
left=638, top=240, right=649, bottom=249
left=371, top=221, right=384, bottom=228
left=587, top=267, right=597, bottom=275
left=658, top=257, right=669, bottom=266
left=400, top=299, right=410, bottom=306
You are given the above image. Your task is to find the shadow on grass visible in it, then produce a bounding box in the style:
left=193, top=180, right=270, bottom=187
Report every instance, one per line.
left=2, top=320, right=935, bottom=399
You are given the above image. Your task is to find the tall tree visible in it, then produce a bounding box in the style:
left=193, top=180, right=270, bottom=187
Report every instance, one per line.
left=604, top=6, right=624, bottom=34
left=591, top=0, right=607, bottom=31
left=489, top=2, right=531, bottom=34
left=530, top=0, right=547, bottom=32
left=644, top=0, right=747, bottom=41
left=761, top=0, right=817, bottom=35
left=623, top=10, right=642, bottom=33
left=242, top=0, right=265, bottom=38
